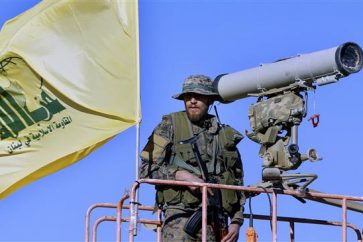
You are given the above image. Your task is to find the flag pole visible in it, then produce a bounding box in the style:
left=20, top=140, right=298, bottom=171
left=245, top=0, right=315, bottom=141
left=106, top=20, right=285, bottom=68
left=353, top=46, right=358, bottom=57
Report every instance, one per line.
left=133, top=121, right=141, bottom=236
left=135, top=121, right=140, bottom=181
left=131, top=0, right=141, bottom=236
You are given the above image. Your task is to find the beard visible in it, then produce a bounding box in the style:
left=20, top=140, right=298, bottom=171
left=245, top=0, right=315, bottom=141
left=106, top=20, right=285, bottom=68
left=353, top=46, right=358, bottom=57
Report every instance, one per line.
left=186, top=105, right=208, bottom=123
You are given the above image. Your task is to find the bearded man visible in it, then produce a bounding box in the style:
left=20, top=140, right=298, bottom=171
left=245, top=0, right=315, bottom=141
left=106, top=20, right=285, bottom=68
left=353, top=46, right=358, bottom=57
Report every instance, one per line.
left=140, top=75, right=245, bottom=242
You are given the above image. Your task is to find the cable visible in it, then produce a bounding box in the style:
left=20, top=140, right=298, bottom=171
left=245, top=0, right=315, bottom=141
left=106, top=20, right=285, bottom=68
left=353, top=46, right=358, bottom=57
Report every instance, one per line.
left=246, top=195, right=258, bottom=242
left=213, top=105, right=223, bottom=126
left=248, top=196, right=254, bottom=227
left=257, top=186, right=273, bottom=231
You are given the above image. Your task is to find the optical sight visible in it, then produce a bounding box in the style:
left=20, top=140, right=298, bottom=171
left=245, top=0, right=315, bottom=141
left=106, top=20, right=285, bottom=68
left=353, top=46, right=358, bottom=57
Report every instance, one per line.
left=214, top=42, right=363, bottom=102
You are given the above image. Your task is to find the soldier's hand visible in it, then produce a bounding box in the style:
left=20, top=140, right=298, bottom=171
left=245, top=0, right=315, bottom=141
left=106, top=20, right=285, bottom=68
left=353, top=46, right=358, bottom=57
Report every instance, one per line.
left=221, top=223, right=240, bottom=242
left=175, top=170, right=213, bottom=195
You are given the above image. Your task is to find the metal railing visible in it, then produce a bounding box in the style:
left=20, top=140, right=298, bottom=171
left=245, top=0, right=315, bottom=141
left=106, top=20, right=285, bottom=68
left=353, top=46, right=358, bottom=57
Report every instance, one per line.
left=85, top=178, right=363, bottom=242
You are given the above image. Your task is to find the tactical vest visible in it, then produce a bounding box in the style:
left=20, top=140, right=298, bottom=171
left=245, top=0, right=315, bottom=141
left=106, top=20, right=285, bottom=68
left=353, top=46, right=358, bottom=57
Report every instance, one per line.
left=157, top=111, right=242, bottom=214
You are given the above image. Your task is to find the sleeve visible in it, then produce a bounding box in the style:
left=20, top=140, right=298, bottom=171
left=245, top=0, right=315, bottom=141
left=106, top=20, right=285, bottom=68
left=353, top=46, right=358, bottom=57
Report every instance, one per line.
left=139, top=115, right=180, bottom=180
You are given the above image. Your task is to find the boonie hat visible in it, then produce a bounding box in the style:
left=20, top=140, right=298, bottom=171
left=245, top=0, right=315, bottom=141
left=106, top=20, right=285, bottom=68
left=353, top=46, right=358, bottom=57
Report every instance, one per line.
left=172, top=75, right=221, bottom=101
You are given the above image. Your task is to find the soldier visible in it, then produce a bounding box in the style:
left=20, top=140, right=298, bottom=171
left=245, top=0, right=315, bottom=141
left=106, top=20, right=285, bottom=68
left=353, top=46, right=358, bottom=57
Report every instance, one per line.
left=140, top=75, right=245, bottom=242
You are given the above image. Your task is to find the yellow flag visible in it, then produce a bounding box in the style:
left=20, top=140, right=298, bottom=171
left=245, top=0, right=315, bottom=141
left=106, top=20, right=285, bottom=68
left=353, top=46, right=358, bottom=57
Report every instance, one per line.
left=0, top=0, right=140, bottom=198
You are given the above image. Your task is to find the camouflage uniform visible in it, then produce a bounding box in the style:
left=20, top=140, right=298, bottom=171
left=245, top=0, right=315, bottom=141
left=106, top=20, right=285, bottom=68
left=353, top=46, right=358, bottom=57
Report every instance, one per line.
left=140, top=75, right=245, bottom=242
left=162, top=207, right=217, bottom=242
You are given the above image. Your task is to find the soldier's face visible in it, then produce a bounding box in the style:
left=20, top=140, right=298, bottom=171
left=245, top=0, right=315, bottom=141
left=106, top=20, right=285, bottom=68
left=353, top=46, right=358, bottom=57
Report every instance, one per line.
left=183, top=93, right=211, bottom=122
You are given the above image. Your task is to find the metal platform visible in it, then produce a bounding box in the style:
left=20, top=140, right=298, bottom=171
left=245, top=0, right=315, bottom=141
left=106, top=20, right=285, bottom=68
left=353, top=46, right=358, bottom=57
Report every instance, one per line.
left=85, top=179, right=363, bottom=242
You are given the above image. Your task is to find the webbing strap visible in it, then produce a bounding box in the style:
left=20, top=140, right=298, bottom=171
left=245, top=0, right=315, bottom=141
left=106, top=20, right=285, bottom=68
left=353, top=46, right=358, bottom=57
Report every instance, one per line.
left=171, top=112, right=194, bottom=143
left=170, top=111, right=221, bottom=175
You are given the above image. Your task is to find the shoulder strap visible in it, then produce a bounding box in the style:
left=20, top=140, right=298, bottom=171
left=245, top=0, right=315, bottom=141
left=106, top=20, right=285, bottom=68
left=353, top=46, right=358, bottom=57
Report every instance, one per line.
left=212, top=133, right=219, bottom=175
left=170, top=111, right=194, bottom=143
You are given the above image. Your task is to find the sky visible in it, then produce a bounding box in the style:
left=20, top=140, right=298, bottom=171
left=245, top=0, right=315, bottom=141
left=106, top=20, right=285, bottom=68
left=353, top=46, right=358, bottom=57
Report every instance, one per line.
left=1, top=0, right=363, bottom=241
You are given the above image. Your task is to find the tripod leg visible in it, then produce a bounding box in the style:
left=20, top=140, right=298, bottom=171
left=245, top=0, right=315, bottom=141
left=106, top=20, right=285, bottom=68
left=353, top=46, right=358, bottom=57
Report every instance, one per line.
left=306, top=189, right=363, bottom=214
